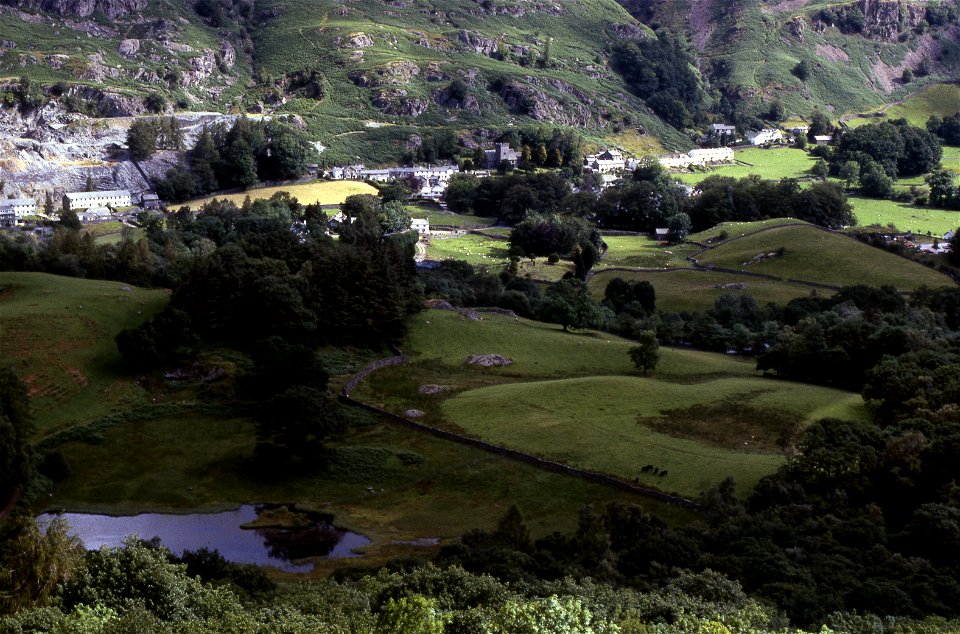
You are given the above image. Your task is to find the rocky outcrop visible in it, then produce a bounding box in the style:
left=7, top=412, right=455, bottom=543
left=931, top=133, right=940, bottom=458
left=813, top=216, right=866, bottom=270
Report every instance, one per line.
left=862, top=0, right=925, bottom=40
left=117, top=39, right=140, bottom=58
left=14, top=0, right=147, bottom=19
left=179, top=50, right=218, bottom=88
left=608, top=23, right=648, bottom=41
left=350, top=60, right=420, bottom=87
left=433, top=87, right=480, bottom=113
left=458, top=30, right=501, bottom=56
left=336, top=32, right=374, bottom=48
left=219, top=40, right=236, bottom=68
left=785, top=16, right=805, bottom=41
left=371, top=88, right=429, bottom=117
left=81, top=51, right=121, bottom=82
left=498, top=78, right=612, bottom=127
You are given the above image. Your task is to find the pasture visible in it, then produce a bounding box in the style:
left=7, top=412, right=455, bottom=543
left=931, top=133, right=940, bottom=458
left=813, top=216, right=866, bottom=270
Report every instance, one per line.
left=588, top=269, right=821, bottom=313
left=850, top=196, right=960, bottom=236
left=442, top=375, right=867, bottom=498
left=597, top=235, right=696, bottom=269
left=422, top=233, right=510, bottom=268
left=673, top=147, right=816, bottom=185
left=357, top=310, right=867, bottom=500
left=694, top=224, right=956, bottom=290
left=181, top=180, right=378, bottom=210
left=844, top=83, right=960, bottom=129
left=0, top=272, right=169, bottom=435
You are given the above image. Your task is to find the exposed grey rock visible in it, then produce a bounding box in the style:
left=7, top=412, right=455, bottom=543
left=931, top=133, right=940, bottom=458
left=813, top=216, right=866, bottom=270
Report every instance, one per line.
left=117, top=38, right=139, bottom=58
left=466, top=354, right=513, bottom=367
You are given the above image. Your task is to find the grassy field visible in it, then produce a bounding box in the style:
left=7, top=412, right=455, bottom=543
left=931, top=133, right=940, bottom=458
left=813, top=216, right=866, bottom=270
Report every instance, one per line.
left=0, top=272, right=169, bottom=435
left=356, top=310, right=868, bottom=500
left=695, top=224, right=956, bottom=290
left=597, top=235, right=697, bottom=269
left=423, top=233, right=511, bottom=268
left=844, top=84, right=960, bottom=129
left=7, top=275, right=696, bottom=572
left=686, top=219, right=810, bottom=245
left=182, top=181, right=378, bottom=210
left=405, top=205, right=495, bottom=229
left=850, top=196, right=960, bottom=236
left=442, top=375, right=867, bottom=498
left=674, top=148, right=817, bottom=185
left=588, top=269, right=822, bottom=313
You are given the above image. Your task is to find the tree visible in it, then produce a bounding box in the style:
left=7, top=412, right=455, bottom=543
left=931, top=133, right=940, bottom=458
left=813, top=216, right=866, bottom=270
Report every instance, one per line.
left=0, top=368, right=34, bottom=504
left=254, top=386, right=346, bottom=468
left=537, top=278, right=610, bottom=331
left=811, top=158, right=829, bottom=178
left=0, top=514, right=84, bottom=613
left=629, top=331, right=660, bottom=374
left=793, top=59, right=811, bottom=81
left=901, top=68, right=913, bottom=83
left=84, top=174, right=95, bottom=192
left=667, top=212, right=691, bottom=240
left=809, top=110, right=832, bottom=136
left=144, top=92, right=167, bottom=114
left=839, top=160, right=860, bottom=188
left=43, top=191, right=55, bottom=215
left=859, top=160, right=894, bottom=198
left=127, top=119, right=159, bottom=161
left=57, top=210, right=82, bottom=231
left=927, top=168, right=959, bottom=209
left=768, top=100, right=785, bottom=122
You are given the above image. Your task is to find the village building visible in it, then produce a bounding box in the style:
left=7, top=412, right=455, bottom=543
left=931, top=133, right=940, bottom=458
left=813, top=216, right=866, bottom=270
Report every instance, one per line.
left=483, top=143, right=519, bottom=169
left=658, top=147, right=735, bottom=169
left=747, top=129, right=784, bottom=146
left=813, top=135, right=833, bottom=145
left=583, top=149, right=626, bottom=174
left=76, top=206, right=114, bottom=223
left=788, top=125, right=810, bottom=136
left=0, top=198, right=37, bottom=218
left=410, top=218, right=430, bottom=234
left=0, top=209, right=15, bottom=228
left=710, top=123, right=737, bottom=137
left=63, top=190, right=132, bottom=212
left=140, top=192, right=161, bottom=209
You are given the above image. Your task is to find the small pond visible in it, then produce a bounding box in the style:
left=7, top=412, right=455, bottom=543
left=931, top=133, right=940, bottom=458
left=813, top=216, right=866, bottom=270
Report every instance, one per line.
left=36, top=504, right=370, bottom=573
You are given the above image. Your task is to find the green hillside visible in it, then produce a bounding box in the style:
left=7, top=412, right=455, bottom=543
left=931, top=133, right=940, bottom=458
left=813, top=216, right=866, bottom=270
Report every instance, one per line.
left=694, top=224, right=956, bottom=289
left=0, top=272, right=168, bottom=435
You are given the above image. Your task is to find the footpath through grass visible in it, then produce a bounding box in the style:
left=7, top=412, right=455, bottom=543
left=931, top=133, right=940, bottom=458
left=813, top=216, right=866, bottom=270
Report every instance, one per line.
left=0, top=272, right=169, bottom=435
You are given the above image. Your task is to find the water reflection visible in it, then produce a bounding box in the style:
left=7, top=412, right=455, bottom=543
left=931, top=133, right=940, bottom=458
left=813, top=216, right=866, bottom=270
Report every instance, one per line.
left=36, top=505, right=370, bottom=573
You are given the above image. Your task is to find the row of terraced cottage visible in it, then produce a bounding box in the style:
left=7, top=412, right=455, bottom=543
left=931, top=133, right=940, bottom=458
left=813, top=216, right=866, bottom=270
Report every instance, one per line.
left=0, top=189, right=161, bottom=227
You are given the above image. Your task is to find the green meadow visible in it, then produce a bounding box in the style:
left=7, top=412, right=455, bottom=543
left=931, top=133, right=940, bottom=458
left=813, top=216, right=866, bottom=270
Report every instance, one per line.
left=358, top=310, right=868, bottom=500
left=694, top=224, right=955, bottom=290
left=844, top=84, right=960, bottom=129
left=588, top=269, right=820, bottom=313
left=850, top=196, right=960, bottom=236
left=0, top=272, right=169, bottom=436
left=674, top=148, right=817, bottom=186
left=443, top=375, right=867, bottom=498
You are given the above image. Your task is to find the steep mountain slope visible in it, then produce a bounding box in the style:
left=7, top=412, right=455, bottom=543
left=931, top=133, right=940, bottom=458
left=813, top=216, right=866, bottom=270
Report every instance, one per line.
left=619, top=0, right=960, bottom=120
left=0, top=0, right=693, bottom=165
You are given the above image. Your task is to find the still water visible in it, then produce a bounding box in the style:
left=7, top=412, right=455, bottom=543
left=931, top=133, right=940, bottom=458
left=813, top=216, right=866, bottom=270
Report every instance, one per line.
left=36, top=505, right=370, bottom=573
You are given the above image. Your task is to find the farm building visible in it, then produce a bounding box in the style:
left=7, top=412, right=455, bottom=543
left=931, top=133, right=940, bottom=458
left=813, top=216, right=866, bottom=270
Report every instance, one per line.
left=411, top=218, right=430, bottom=234
left=76, top=207, right=114, bottom=223
left=63, top=190, right=131, bottom=211
left=0, top=198, right=37, bottom=217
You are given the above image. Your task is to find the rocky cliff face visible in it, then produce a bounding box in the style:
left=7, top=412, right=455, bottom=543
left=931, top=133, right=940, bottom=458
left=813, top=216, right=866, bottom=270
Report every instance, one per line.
left=861, top=0, right=926, bottom=41
left=13, top=0, right=147, bottom=19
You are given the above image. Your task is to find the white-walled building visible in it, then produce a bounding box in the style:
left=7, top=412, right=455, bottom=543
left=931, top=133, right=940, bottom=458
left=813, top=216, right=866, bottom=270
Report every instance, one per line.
left=0, top=198, right=37, bottom=218
left=658, top=147, right=735, bottom=169
left=410, top=218, right=430, bottom=234
left=747, top=129, right=784, bottom=146
left=584, top=149, right=627, bottom=174
left=64, top=190, right=131, bottom=212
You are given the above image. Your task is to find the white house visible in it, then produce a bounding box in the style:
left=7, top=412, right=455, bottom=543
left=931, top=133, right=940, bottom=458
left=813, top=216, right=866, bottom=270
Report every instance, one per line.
left=710, top=123, right=737, bottom=138
left=410, top=218, right=430, bottom=234
left=788, top=125, right=810, bottom=136
left=658, top=147, right=735, bottom=169
left=64, top=190, right=131, bottom=212
left=688, top=148, right=735, bottom=164
left=748, top=129, right=784, bottom=146
left=813, top=135, right=833, bottom=145
left=584, top=149, right=627, bottom=174
left=0, top=198, right=37, bottom=218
